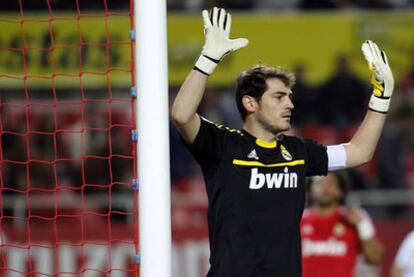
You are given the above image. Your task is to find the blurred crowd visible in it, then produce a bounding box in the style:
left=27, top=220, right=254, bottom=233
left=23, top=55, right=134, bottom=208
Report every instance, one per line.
left=0, top=99, right=134, bottom=218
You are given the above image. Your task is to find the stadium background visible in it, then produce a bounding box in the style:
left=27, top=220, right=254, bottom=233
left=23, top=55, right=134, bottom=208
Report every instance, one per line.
left=1, top=0, right=414, bottom=276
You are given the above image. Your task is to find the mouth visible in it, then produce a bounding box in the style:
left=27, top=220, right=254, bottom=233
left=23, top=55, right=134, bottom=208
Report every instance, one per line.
left=282, top=113, right=291, bottom=119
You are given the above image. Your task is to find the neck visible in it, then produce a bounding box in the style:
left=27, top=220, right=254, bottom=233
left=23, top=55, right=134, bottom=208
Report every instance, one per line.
left=313, top=204, right=338, bottom=217
left=243, top=118, right=279, bottom=142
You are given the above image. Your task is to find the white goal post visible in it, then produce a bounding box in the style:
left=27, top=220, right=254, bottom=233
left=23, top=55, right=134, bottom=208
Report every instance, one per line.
left=135, top=1, right=172, bottom=276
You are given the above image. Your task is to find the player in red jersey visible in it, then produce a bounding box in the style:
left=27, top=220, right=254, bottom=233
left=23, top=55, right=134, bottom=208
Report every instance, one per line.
left=301, top=172, right=383, bottom=277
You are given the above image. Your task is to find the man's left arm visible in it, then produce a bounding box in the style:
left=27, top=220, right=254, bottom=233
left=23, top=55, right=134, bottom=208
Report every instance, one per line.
left=329, top=40, right=394, bottom=169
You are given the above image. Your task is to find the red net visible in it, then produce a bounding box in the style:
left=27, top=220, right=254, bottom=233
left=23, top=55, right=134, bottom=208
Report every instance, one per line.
left=0, top=0, right=138, bottom=276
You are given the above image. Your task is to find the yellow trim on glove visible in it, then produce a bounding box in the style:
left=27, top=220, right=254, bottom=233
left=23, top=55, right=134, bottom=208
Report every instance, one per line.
left=369, top=66, right=384, bottom=97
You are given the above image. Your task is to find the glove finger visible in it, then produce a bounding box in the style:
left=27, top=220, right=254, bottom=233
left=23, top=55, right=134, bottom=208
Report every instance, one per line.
left=368, top=40, right=382, bottom=65
left=366, top=41, right=380, bottom=69
left=368, top=41, right=385, bottom=81
left=380, top=50, right=393, bottom=79
left=380, top=51, right=394, bottom=88
left=380, top=50, right=389, bottom=65
left=202, top=10, right=212, bottom=27
left=225, top=13, right=232, bottom=34
left=212, top=7, right=219, bottom=27
left=218, top=8, right=226, bottom=29
left=361, top=41, right=374, bottom=66
left=231, top=38, right=249, bottom=51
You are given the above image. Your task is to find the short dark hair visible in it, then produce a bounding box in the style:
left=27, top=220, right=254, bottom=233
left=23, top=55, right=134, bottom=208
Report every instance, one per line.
left=235, top=65, right=296, bottom=121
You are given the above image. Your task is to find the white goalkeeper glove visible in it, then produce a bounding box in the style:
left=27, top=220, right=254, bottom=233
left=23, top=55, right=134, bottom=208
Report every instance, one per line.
left=361, top=40, right=394, bottom=113
left=194, top=7, right=249, bottom=76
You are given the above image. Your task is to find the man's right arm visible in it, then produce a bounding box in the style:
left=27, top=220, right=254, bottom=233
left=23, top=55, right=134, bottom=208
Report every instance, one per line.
left=171, top=7, right=248, bottom=144
left=171, top=70, right=207, bottom=144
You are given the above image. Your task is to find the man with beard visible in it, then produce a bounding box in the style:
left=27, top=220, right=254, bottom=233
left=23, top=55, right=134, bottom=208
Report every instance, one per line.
left=301, top=172, right=383, bottom=277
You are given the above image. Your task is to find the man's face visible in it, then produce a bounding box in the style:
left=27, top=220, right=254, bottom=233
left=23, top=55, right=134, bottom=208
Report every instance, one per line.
left=253, top=78, right=294, bottom=134
left=310, top=174, right=343, bottom=208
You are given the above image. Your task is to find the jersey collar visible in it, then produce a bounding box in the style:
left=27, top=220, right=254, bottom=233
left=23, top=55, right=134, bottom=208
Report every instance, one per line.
left=241, top=129, right=278, bottom=149
left=255, top=139, right=277, bottom=149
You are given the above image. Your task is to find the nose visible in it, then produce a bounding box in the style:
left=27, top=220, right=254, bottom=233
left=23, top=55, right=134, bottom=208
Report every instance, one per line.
left=287, top=97, right=294, bottom=110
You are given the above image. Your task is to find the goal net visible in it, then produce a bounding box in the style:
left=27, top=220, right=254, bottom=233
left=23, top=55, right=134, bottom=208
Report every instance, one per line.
left=0, top=0, right=139, bottom=276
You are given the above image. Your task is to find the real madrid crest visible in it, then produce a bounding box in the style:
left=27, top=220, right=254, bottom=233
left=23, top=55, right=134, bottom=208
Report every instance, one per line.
left=333, top=223, right=346, bottom=237
left=280, top=145, right=293, bottom=161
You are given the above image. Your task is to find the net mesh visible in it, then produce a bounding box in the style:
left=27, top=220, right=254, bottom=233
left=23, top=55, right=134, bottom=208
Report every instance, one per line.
left=0, top=0, right=138, bottom=276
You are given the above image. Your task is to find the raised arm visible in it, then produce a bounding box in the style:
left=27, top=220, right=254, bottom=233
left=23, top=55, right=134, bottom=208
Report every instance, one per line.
left=343, top=111, right=386, bottom=167
left=171, top=70, right=208, bottom=144
left=171, top=7, right=248, bottom=144
left=329, top=40, right=394, bottom=169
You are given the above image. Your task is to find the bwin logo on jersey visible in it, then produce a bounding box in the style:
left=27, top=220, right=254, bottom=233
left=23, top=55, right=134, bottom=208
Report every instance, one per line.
left=249, top=167, right=298, bottom=189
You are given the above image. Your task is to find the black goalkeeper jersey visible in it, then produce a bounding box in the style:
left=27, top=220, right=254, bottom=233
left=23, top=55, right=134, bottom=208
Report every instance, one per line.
left=183, top=118, right=328, bottom=277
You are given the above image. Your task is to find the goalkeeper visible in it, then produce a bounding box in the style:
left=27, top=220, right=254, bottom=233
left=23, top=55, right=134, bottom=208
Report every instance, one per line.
left=171, top=7, right=393, bottom=277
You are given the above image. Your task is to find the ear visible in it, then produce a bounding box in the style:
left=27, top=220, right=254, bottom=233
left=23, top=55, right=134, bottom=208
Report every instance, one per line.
left=242, top=95, right=258, bottom=114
